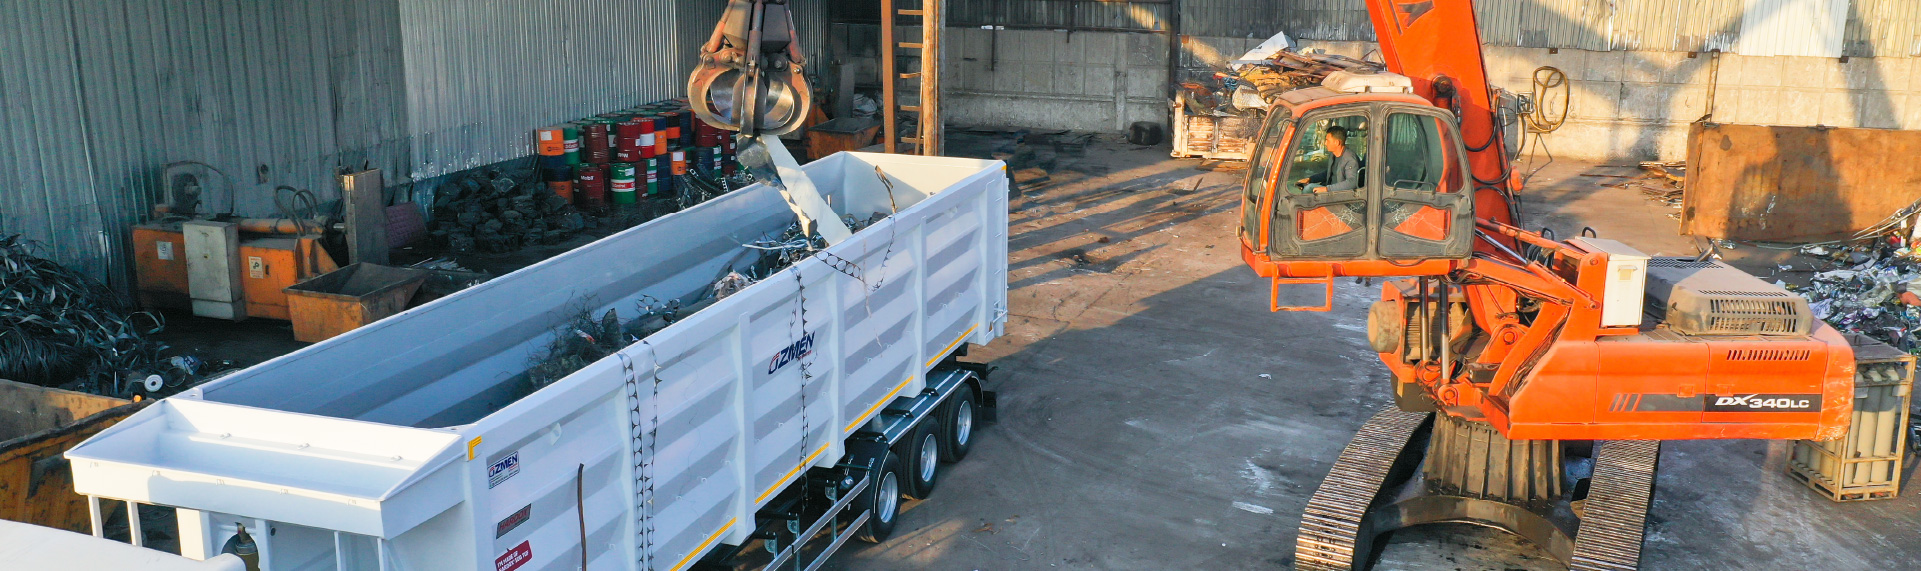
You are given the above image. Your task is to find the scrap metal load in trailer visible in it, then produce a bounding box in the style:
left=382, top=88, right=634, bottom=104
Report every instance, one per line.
left=65, top=151, right=1010, bottom=571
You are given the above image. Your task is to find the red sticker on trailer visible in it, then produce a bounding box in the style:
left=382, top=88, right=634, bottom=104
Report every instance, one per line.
left=495, top=540, right=532, bottom=571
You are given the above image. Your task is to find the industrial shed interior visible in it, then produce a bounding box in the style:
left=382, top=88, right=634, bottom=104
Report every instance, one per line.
left=4, top=0, right=1921, bottom=570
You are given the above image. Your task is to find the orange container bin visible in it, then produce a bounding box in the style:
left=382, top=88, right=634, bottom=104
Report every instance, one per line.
left=131, top=223, right=189, bottom=310
left=0, top=380, right=140, bottom=534
left=285, top=263, right=428, bottom=343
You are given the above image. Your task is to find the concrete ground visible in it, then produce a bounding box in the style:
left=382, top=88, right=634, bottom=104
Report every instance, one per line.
left=139, top=135, right=1921, bottom=569
left=824, top=137, right=1921, bottom=570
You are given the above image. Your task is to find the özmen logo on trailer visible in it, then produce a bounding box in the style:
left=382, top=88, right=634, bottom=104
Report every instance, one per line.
left=767, top=332, right=817, bottom=375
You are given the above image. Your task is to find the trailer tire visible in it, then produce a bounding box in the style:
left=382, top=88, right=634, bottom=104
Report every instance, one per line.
left=855, top=452, right=903, bottom=543
left=939, top=389, right=977, bottom=462
left=900, top=423, right=940, bottom=499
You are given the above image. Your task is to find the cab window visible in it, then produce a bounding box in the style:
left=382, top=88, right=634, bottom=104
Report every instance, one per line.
left=1381, top=113, right=1465, bottom=193
left=1241, top=114, right=1290, bottom=243
left=1282, top=114, right=1368, bottom=195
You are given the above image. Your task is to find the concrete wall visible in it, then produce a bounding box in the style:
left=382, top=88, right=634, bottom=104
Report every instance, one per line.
left=936, top=30, right=1921, bottom=162
left=835, top=26, right=1171, bottom=133
left=1483, top=46, right=1920, bottom=161
left=945, top=28, right=1172, bottom=132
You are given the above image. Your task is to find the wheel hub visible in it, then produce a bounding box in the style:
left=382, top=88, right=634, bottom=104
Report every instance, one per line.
left=955, top=401, right=974, bottom=446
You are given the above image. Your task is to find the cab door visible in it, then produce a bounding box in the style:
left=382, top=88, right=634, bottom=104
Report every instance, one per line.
left=1266, top=106, right=1371, bottom=260
left=1375, top=107, right=1475, bottom=260
left=1239, top=111, right=1290, bottom=250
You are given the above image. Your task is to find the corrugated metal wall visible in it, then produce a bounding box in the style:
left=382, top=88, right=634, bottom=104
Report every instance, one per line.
left=0, top=0, right=718, bottom=290
left=1184, top=0, right=1370, bottom=40
left=398, top=0, right=682, bottom=180
left=1473, top=0, right=1609, bottom=50
left=902, top=0, right=1921, bottom=57
left=1605, top=1, right=1745, bottom=52
left=0, top=0, right=411, bottom=291
left=1845, top=0, right=1921, bottom=57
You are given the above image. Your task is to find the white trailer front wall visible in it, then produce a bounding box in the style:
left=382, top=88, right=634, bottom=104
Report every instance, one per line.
left=68, top=153, right=1008, bottom=571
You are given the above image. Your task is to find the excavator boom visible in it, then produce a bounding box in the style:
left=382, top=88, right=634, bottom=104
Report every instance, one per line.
left=1364, top=0, right=1517, bottom=227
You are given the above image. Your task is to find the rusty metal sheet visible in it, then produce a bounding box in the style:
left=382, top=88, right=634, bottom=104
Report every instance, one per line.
left=1681, top=122, right=1921, bottom=242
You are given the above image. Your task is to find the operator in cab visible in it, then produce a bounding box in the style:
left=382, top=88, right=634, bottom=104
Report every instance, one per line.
left=1298, top=126, right=1358, bottom=193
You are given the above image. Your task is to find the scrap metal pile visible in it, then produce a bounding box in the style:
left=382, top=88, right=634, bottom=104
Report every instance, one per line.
left=429, top=168, right=591, bottom=254
left=428, top=162, right=755, bottom=256
left=0, top=235, right=211, bottom=396
left=1178, top=48, right=1383, bottom=116
left=1788, top=200, right=1921, bottom=353
left=1235, top=50, right=1384, bottom=101
left=525, top=213, right=888, bottom=390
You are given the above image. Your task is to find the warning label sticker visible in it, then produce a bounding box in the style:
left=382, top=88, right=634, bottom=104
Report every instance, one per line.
left=495, top=540, right=531, bottom=571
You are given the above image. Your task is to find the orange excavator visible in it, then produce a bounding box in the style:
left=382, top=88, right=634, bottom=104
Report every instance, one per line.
left=1237, top=1, right=1855, bottom=569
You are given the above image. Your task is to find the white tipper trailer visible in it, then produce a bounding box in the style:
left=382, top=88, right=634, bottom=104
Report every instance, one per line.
left=65, top=152, right=1010, bottom=571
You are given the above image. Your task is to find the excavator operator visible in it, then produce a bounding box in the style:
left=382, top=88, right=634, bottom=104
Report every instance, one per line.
left=1297, top=125, right=1358, bottom=193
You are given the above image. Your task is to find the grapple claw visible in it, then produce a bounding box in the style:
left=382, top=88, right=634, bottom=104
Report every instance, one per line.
left=687, top=0, right=812, bottom=137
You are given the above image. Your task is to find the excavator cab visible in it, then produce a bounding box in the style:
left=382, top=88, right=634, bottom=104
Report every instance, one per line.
left=1239, top=98, right=1477, bottom=308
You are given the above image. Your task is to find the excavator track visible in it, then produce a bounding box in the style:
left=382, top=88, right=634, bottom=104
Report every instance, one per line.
left=1294, top=410, right=1662, bottom=571
left=1295, top=408, right=1430, bottom=571
left=1568, top=440, right=1661, bottom=571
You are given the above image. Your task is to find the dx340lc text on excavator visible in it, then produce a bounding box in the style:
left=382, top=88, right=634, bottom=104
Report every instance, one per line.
left=1237, top=0, right=1855, bottom=570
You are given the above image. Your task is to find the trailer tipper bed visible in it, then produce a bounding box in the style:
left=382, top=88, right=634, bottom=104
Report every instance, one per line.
left=67, top=152, right=1010, bottom=571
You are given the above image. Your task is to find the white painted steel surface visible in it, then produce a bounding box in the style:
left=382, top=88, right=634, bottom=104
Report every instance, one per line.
left=67, top=152, right=1010, bottom=571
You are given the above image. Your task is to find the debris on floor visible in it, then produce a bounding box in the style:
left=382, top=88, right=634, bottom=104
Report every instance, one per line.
left=1585, top=162, right=1686, bottom=210
left=1639, top=161, right=1685, bottom=185
left=0, top=235, right=226, bottom=397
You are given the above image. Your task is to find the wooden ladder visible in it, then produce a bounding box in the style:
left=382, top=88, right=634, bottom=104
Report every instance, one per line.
left=880, top=0, right=943, bottom=156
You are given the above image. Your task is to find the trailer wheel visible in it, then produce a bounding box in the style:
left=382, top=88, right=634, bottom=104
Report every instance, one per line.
left=854, top=452, right=903, bottom=543
left=901, top=423, right=940, bottom=499
left=939, top=389, right=977, bottom=462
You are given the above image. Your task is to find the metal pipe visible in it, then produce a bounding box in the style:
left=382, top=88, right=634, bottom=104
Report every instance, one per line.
left=1476, top=230, right=1530, bottom=265
left=1438, top=279, right=1452, bottom=385
left=1166, top=0, right=1182, bottom=133
left=236, top=218, right=311, bottom=235
left=1418, top=277, right=1432, bottom=363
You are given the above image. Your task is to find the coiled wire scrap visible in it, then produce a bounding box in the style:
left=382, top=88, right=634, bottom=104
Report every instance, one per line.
left=0, top=234, right=176, bottom=395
